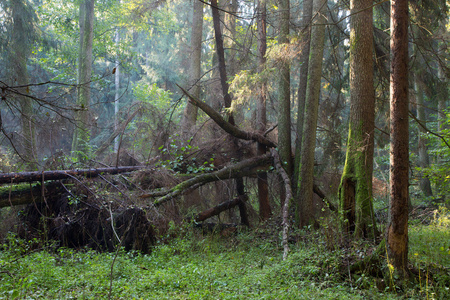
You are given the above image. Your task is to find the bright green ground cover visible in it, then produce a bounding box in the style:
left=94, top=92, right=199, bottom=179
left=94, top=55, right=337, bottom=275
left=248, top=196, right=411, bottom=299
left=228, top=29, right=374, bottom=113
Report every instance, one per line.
left=0, top=218, right=448, bottom=300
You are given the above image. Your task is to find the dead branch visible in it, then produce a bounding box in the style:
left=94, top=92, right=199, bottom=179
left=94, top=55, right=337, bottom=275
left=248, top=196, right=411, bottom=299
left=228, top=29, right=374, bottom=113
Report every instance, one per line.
left=313, top=183, right=337, bottom=212
left=95, top=103, right=143, bottom=156
left=178, top=85, right=277, bottom=148
left=409, top=111, right=450, bottom=149
left=270, top=149, right=291, bottom=260
left=194, top=195, right=246, bottom=222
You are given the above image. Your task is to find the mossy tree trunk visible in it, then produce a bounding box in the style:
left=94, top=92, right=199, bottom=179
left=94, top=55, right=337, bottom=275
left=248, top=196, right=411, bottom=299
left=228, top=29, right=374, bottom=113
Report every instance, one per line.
left=387, top=0, right=409, bottom=279
left=72, top=0, right=95, bottom=162
left=338, top=0, right=377, bottom=240
left=297, top=0, right=327, bottom=227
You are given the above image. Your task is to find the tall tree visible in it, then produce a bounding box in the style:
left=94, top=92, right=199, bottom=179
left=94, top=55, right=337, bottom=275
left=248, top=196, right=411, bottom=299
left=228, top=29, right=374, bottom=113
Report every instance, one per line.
left=256, top=0, right=271, bottom=220
left=72, top=0, right=95, bottom=162
left=297, top=0, right=327, bottom=227
left=211, top=0, right=249, bottom=226
left=181, top=0, right=203, bottom=135
left=8, top=0, right=37, bottom=169
left=387, top=0, right=409, bottom=279
left=277, top=0, right=292, bottom=176
left=293, top=0, right=313, bottom=196
left=114, top=20, right=120, bottom=153
left=338, top=0, right=377, bottom=239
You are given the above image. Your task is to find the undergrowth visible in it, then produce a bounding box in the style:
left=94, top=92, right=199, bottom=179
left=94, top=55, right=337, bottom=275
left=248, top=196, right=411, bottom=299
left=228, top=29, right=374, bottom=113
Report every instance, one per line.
left=0, top=213, right=449, bottom=299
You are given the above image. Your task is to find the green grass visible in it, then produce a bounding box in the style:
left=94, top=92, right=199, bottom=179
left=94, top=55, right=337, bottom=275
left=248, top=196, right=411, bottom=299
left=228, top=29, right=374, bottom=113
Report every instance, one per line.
left=0, top=219, right=449, bottom=299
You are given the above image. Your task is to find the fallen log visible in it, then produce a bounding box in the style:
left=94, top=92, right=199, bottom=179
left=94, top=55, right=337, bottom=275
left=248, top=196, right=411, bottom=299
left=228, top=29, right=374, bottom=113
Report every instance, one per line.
left=0, top=182, right=66, bottom=208
left=193, top=196, right=246, bottom=222
left=145, top=154, right=273, bottom=207
left=0, top=166, right=146, bottom=185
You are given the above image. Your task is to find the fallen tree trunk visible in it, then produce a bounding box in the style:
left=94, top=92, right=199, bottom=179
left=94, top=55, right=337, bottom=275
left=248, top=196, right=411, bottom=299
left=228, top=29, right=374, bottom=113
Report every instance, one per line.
left=141, top=154, right=273, bottom=206
left=0, top=166, right=145, bottom=185
left=194, top=196, right=246, bottom=222
left=0, top=182, right=66, bottom=208
left=178, top=85, right=276, bottom=148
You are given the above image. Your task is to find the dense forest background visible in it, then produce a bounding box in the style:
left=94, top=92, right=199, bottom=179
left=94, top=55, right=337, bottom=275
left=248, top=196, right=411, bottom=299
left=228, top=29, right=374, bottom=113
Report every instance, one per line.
left=0, top=0, right=449, bottom=298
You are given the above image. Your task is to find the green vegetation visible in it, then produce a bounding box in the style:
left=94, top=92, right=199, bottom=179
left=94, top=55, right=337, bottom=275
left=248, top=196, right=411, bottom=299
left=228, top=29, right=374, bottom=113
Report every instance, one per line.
left=1, top=215, right=449, bottom=300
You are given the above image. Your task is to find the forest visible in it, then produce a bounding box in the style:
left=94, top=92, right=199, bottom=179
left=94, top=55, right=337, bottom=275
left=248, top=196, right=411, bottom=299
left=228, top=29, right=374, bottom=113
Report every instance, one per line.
left=0, top=0, right=449, bottom=298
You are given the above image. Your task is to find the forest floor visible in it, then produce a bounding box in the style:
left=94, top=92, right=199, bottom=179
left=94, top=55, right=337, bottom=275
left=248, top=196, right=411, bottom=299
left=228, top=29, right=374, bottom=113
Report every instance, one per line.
left=0, top=207, right=449, bottom=299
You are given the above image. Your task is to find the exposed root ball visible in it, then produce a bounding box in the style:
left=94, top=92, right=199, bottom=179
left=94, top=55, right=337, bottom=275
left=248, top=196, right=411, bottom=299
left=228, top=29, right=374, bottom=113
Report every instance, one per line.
left=19, top=193, right=155, bottom=253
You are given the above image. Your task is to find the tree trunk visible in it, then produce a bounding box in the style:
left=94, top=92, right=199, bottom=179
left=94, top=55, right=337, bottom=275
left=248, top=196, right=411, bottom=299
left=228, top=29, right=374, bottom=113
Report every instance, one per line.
left=211, top=0, right=248, bottom=225
left=72, top=0, right=95, bottom=162
left=414, top=76, right=433, bottom=197
left=387, top=0, right=409, bottom=279
left=256, top=0, right=271, bottom=221
left=293, top=0, right=313, bottom=196
left=297, top=0, right=327, bottom=227
left=224, top=0, right=237, bottom=77
left=10, top=0, right=37, bottom=170
left=338, top=0, right=377, bottom=240
left=114, top=21, right=120, bottom=152
left=277, top=0, right=292, bottom=177
left=181, top=0, right=203, bottom=135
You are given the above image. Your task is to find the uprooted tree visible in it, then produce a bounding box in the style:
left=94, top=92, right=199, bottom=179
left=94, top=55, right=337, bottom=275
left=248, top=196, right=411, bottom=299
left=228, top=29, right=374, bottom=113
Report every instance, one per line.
left=0, top=83, right=335, bottom=254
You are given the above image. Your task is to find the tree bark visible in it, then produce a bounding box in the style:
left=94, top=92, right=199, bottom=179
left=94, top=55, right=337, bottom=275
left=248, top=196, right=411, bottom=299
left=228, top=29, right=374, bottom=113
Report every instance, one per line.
left=338, top=0, right=378, bottom=240
left=256, top=0, right=271, bottom=221
left=297, top=0, right=327, bottom=227
left=72, top=0, right=95, bottom=161
left=387, top=0, right=409, bottom=279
